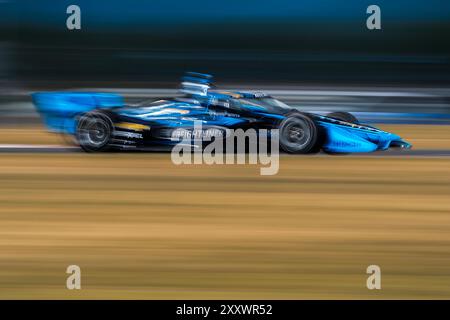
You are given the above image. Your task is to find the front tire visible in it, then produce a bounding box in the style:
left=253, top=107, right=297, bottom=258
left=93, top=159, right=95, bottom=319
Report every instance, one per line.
left=76, top=111, right=114, bottom=152
left=278, top=113, right=319, bottom=153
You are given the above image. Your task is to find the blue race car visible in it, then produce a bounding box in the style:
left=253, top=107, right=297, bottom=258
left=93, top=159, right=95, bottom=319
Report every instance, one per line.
left=32, top=72, right=411, bottom=154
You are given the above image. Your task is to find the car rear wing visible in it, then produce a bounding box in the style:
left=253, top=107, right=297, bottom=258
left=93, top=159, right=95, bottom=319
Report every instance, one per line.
left=32, top=92, right=123, bottom=134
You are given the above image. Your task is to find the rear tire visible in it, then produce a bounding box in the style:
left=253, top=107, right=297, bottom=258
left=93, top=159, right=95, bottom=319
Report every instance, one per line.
left=76, top=111, right=114, bottom=152
left=327, top=111, right=359, bottom=124
left=278, top=113, right=319, bottom=154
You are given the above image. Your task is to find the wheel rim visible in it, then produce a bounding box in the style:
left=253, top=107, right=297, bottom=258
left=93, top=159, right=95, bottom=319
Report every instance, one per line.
left=286, top=123, right=305, bottom=144
left=281, top=119, right=311, bottom=150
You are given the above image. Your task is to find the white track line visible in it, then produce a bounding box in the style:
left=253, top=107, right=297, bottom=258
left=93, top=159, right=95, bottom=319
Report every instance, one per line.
left=0, top=144, right=76, bottom=149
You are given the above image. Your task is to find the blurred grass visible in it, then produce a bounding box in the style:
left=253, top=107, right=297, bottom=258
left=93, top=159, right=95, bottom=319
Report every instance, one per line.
left=379, top=125, right=450, bottom=150
left=0, top=127, right=66, bottom=145
left=0, top=154, right=449, bottom=299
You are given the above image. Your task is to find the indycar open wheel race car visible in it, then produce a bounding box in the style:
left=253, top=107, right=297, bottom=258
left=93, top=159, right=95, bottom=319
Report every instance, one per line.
left=32, top=72, right=411, bottom=154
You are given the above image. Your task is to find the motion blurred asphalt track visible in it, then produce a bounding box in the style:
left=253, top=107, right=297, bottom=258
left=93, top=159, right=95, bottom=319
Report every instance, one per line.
left=0, top=125, right=449, bottom=299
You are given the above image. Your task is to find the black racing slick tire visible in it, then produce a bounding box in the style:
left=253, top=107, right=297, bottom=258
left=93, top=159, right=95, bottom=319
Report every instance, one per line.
left=278, top=113, right=320, bottom=154
left=76, top=111, right=114, bottom=152
left=326, top=111, right=359, bottom=124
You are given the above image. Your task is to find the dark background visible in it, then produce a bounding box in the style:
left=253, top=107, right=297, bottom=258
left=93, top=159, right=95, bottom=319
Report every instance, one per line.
left=1, top=0, right=450, bottom=88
